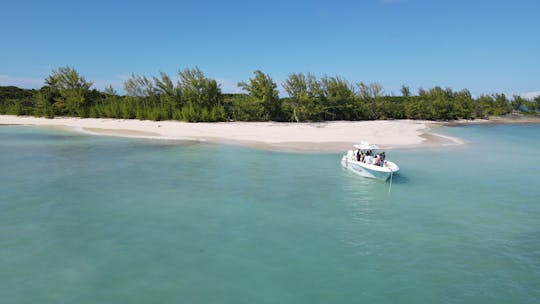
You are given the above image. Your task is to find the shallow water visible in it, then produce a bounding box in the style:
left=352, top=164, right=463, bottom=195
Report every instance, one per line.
left=1, top=124, right=539, bottom=303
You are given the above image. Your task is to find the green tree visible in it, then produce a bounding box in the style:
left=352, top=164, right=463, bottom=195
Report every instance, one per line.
left=317, top=76, right=356, bottom=120
left=238, top=70, right=282, bottom=121
left=400, top=85, right=411, bottom=97
left=283, top=73, right=308, bottom=99
left=124, top=74, right=154, bottom=97
left=223, top=94, right=264, bottom=121
left=492, top=94, right=510, bottom=115
left=177, top=67, right=221, bottom=110
left=511, top=95, right=526, bottom=112
left=97, top=85, right=122, bottom=118
left=454, top=89, right=474, bottom=119
left=46, top=66, right=93, bottom=116
left=477, top=94, right=495, bottom=117
left=34, top=86, right=57, bottom=118
left=153, top=72, right=181, bottom=119
left=357, top=82, right=384, bottom=119
left=283, top=73, right=326, bottom=121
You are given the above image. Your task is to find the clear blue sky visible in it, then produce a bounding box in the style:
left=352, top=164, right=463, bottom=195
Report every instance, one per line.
left=1, top=0, right=539, bottom=97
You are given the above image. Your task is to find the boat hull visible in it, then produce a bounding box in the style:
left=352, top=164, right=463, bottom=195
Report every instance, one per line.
left=341, top=156, right=398, bottom=181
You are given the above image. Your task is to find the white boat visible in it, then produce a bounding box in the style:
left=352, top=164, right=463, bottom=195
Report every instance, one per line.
left=341, top=142, right=399, bottom=181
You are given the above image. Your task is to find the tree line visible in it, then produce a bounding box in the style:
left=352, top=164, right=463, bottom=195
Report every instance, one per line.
left=1, top=66, right=538, bottom=121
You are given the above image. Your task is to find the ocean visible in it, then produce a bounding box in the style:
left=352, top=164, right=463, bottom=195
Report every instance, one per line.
left=1, top=124, right=539, bottom=303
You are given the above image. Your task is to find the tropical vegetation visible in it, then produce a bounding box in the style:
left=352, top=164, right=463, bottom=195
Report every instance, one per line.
left=1, top=66, right=538, bottom=121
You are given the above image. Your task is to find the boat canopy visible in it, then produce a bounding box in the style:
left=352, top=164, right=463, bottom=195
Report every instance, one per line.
left=353, top=141, right=380, bottom=150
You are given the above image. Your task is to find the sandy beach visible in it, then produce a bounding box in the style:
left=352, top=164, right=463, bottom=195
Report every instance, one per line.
left=0, top=115, right=464, bottom=152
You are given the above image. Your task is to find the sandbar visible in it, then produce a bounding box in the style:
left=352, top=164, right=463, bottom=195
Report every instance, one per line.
left=0, top=115, right=464, bottom=152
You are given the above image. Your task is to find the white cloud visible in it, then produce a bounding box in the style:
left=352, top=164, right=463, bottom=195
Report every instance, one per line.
left=520, top=91, right=540, bottom=100
left=0, top=75, right=44, bottom=88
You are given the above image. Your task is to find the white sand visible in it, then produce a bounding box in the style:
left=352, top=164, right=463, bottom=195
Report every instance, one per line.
left=0, top=115, right=463, bottom=152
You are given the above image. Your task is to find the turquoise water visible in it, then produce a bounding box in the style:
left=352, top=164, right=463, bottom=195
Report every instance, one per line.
left=1, top=124, right=539, bottom=303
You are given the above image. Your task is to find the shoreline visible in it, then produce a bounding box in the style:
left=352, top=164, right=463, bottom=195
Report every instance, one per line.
left=0, top=115, right=472, bottom=152
left=438, top=115, right=540, bottom=126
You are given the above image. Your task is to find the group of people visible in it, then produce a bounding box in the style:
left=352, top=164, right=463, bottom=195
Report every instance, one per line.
left=355, top=150, right=386, bottom=167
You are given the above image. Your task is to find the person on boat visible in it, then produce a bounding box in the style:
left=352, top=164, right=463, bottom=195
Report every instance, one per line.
left=374, top=154, right=381, bottom=166
left=356, top=150, right=361, bottom=161
left=360, top=152, right=365, bottom=163
left=365, top=154, right=373, bottom=165
left=380, top=152, right=386, bottom=167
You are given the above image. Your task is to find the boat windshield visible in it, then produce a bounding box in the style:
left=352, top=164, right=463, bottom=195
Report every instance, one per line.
left=353, top=142, right=380, bottom=150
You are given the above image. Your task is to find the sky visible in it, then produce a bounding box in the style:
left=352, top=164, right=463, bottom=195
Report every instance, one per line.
left=1, top=0, right=539, bottom=97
